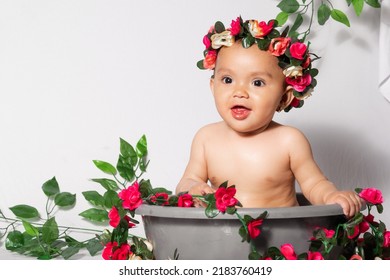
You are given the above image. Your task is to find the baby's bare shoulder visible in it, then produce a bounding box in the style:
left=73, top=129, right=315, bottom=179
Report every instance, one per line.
left=195, top=122, right=225, bottom=138
left=272, top=123, right=307, bottom=138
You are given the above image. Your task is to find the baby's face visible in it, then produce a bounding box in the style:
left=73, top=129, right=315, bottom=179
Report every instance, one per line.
left=210, top=42, right=289, bottom=135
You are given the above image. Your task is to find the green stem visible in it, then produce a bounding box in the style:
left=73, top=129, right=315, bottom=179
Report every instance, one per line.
left=0, top=216, right=103, bottom=234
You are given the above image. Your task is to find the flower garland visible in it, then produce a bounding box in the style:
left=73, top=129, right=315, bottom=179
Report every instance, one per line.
left=197, top=16, right=319, bottom=112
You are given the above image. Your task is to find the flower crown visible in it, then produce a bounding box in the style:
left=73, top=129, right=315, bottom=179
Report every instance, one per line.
left=197, top=16, right=319, bottom=112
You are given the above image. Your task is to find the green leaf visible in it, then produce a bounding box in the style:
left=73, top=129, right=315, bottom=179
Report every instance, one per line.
left=79, top=208, right=109, bottom=222
left=90, top=178, right=119, bottom=191
left=364, top=0, right=381, bottom=8
left=242, top=36, right=255, bottom=48
left=103, top=190, right=121, bottom=209
left=197, top=60, right=205, bottom=70
left=120, top=138, right=138, bottom=166
left=331, top=9, right=351, bottom=27
left=42, top=176, right=60, bottom=197
left=82, top=190, right=105, bottom=207
left=318, top=3, right=331, bottom=25
left=352, top=0, right=364, bottom=16
left=86, top=238, right=104, bottom=256
left=42, top=217, right=59, bottom=244
left=54, top=192, right=76, bottom=207
left=22, top=220, right=40, bottom=237
left=205, top=201, right=219, bottom=218
left=93, top=160, right=117, bottom=176
left=139, top=179, right=154, bottom=198
left=214, top=21, right=225, bottom=33
left=290, top=14, right=303, bottom=34
left=5, top=231, right=24, bottom=250
left=61, top=246, right=80, bottom=260
left=277, top=0, right=300, bottom=13
left=376, top=203, right=384, bottom=214
left=276, top=11, right=289, bottom=26
left=117, top=155, right=135, bottom=182
left=136, top=135, right=148, bottom=158
left=9, top=204, right=39, bottom=219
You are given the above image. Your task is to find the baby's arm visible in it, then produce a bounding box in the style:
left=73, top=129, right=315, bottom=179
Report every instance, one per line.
left=176, top=128, right=215, bottom=196
left=288, top=128, right=362, bottom=217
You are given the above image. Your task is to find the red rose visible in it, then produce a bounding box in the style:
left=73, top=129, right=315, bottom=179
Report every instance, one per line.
left=307, top=251, right=324, bottom=260
left=112, top=243, right=131, bottom=260
left=269, top=37, right=291, bottom=56
left=150, top=192, right=169, bottom=206
left=290, top=97, right=301, bottom=108
left=178, top=194, right=194, bottom=207
left=102, top=241, right=117, bottom=260
left=124, top=215, right=136, bottom=228
left=286, top=73, right=312, bottom=92
left=118, top=181, right=142, bottom=211
left=108, top=207, right=120, bottom=228
left=215, top=187, right=238, bottom=212
left=247, top=219, right=263, bottom=239
left=347, top=225, right=360, bottom=239
left=358, top=188, right=383, bottom=205
left=280, top=243, right=297, bottom=260
left=383, top=231, right=390, bottom=248
left=289, top=42, right=307, bottom=60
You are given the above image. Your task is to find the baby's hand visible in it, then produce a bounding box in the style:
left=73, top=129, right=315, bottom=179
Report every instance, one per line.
left=188, top=183, right=215, bottom=207
left=325, top=190, right=363, bottom=218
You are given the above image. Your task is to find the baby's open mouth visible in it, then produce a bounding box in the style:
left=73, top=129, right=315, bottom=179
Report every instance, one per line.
left=231, top=105, right=251, bottom=120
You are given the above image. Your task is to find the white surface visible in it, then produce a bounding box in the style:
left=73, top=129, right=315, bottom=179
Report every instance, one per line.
left=0, top=0, right=389, bottom=260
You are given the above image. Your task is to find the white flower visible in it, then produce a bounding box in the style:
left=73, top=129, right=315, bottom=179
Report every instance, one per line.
left=283, top=66, right=303, bottom=78
left=210, top=30, right=235, bottom=49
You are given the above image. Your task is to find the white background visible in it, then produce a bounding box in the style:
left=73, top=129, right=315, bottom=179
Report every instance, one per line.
left=0, top=0, right=389, bottom=259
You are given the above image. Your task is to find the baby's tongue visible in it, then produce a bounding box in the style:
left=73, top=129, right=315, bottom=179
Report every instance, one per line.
left=231, top=106, right=250, bottom=120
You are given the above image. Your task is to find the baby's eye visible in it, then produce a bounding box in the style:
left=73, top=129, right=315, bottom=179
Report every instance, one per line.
left=253, top=79, right=265, bottom=87
left=222, top=77, right=233, bottom=84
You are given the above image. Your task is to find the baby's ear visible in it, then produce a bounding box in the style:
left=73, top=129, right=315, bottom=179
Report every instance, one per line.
left=209, top=76, right=215, bottom=96
left=277, top=86, right=294, bottom=112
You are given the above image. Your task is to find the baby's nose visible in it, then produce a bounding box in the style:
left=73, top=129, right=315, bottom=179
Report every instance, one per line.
left=233, top=88, right=249, bottom=98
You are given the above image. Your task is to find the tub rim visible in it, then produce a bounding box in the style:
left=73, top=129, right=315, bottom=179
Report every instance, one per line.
left=135, top=203, right=345, bottom=220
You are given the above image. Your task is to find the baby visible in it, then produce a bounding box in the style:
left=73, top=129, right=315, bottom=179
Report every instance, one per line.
left=175, top=17, right=362, bottom=217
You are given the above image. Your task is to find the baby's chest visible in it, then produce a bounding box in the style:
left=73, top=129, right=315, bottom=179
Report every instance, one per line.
left=206, top=143, right=290, bottom=183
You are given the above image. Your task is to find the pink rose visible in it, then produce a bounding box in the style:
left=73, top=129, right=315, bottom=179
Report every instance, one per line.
left=108, top=207, right=120, bottom=228
left=286, top=73, right=312, bottom=92
left=383, top=231, right=390, bottom=247
left=307, top=251, right=324, bottom=260
left=358, top=188, right=383, bottom=205
left=350, top=254, right=363, bottom=260
left=178, top=194, right=194, bottom=207
left=269, top=37, right=291, bottom=56
left=203, top=35, right=211, bottom=49
left=230, top=17, right=241, bottom=36
left=118, top=181, right=142, bottom=211
left=215, top=187, right=238, bottom=212
left=289, top=42, right=307, bottom=60
left=280, top=243, right=297, bottom=260
left=203, top=50, right=217, bottom=70
left=247, top=219, right=264, bottom=239
left=150, top=192, right=169, bottom=206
